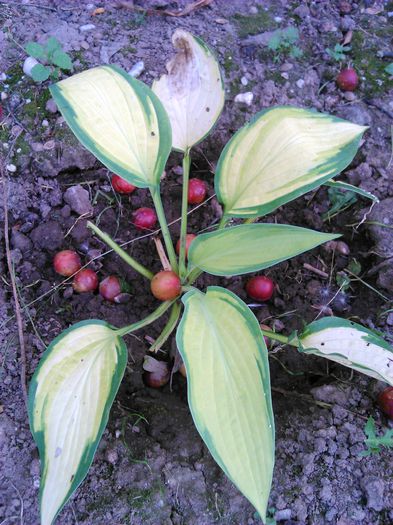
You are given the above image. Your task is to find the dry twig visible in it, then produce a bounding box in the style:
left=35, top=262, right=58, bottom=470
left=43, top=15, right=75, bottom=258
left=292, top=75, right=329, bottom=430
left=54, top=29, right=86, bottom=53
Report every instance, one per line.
left=1, top=164, right=28, bottom=408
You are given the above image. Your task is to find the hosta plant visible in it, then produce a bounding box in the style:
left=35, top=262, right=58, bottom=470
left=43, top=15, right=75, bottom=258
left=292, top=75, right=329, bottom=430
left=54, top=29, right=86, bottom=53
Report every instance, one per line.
left=29, top=29, right=393, bottom=525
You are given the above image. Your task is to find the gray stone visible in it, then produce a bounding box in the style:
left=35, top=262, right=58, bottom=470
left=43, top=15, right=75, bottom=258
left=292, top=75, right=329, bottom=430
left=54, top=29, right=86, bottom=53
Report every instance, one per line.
left=35, top=140, right=96, bottom=178
left=336, top=103, right=372, bottom=126
left=11, top=231, right=32, bottom=253
left=366, top=198, right=393, bottom=258
left=294, top=4, right=310, bottom=18
left=45, top=98, right=58, bottom=114
left=361, top=476, right=385, bottom=511
left=31, top=221, right=63, bottom=250
left=64, top=185, right=93, bottom=216
left=311, top=384, right=348, bottom=406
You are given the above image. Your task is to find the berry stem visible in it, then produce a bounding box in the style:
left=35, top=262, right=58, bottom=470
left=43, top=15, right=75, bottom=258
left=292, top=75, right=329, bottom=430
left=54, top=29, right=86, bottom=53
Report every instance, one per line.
left=150, top=187, right=178, bottom=273
left=115, top=300, right=175, bottom=337
left=260, top=329, right=299, bottom=347
left=87, top=221, right=154, bottom=280
left=149, top=302, right=182, bottom=353
left=179, top=149, right=191, bottom=280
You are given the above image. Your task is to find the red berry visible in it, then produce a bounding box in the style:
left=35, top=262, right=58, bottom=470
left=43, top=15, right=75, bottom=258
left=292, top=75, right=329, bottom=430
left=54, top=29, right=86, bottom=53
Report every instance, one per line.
left=111, top=174, right=136, bottom=194
left=53, top=250, right=82, bottom=277
left=176, top=234, right=197, bottom=258
left=246, top=276, right=275, bottom=301
left=336, top=68, right=359, bottom=92
left=151, top=270, right=181, bottom=301
left=143, top=365, right=170, bottom=388
left=132, top=207, right=157, bottom=231
left=188, top=178, right=207, bottom=205
left=99, top=275, right=122, bottom=302
left=378, top=387, right=393, bottom=420
left=72, top=268, right=99, bottom=293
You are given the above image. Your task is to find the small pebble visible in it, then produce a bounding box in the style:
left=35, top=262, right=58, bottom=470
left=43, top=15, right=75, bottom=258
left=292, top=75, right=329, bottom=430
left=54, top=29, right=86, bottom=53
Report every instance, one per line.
left=281, top=72, right=289, bottom=80
left=344, top=91, right=356, bottom=101
left=296, top=79, right=305, bottom=88
left=241, top=76, right=248, bottom=86
left=45, top=98, right=58, bottom=113
left=80, top=23, right=96, bottom=32
left=43, top=140, right=56, bottom=150
left=42, top=119, right=49, bottom=127
left=0, top=72, right=6, bottom=81
left=1, top=91, right=7, bottom=101
left=234, top=92, right=253, bottom=106
left=6, top=163, right=16, bottom=172
left=280, top=62, right=293, bottom=72
left=128, top=60, right=145, bottom=78
left=274, top=16, right=282, bottom=22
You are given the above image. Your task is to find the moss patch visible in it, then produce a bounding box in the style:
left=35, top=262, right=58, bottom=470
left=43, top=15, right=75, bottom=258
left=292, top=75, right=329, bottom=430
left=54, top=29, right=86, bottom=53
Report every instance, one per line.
left=351, top=28, right=393, bottom=96
left=232, top=6, right=275, bottom=38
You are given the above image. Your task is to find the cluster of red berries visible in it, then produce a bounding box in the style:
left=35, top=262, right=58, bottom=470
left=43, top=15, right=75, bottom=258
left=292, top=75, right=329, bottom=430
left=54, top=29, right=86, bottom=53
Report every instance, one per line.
left=112, top=174, right=207, bottom=231
left=54, top=250, right=127, bottom=302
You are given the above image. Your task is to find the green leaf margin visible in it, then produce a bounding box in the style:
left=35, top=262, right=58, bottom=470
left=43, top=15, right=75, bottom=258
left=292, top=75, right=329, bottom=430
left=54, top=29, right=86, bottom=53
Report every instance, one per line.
left=187, top=223, right=340, bottom=277
left=50, top=65, right=172, bottom=189
left=176, top=286, right=275, bottom=518
left=214, top=106, right=367, bottom=219
left=28, top=319, right=127, bottom=524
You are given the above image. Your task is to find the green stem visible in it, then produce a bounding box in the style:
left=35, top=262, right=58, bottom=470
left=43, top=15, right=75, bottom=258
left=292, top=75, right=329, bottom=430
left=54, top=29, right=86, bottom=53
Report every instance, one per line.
left=179, top=149, right=191, bottom=280
left=186, top=215, right=229, bottom=285
left=261, top=329, right=299, bottom=347
left=115, top=300, right=174, bottom=337
left=87, top=221, right=154, bottom=280
left=149, top=302, right=182, bottom=353
left=150, top=187, right=178, bottom=273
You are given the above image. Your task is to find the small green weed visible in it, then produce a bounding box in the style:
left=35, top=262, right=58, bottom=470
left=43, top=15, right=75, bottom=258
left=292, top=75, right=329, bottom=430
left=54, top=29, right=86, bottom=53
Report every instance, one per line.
left=25, top=37, right=73, bottom=82
left=323, top=186, right=358, bottom=221
left=267, top=27, right=303, bottom=62
left=361, top=416, right=393, bottom=456
left=325, top=43, right=351, bottom=62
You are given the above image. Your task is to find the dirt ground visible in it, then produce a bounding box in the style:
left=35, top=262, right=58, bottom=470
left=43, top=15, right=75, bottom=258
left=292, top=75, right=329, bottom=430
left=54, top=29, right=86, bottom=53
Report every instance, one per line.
left=1, top=1, right=393, bottom=524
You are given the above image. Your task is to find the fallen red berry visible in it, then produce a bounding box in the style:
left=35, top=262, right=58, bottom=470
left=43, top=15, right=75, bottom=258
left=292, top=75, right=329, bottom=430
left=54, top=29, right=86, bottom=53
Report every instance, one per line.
left=246, top=276, right=275, bottom=301
left=53, top=250, right=82, bottom=277
left=378, top=387, right=393, bottom=420
left=99, top=275, right=122, bottom=302
left=111, top=174, right=136, bottom=194
left=176, top=233, right=197, bottom=258
left=188, top=178, right=207, bottom=205
left=132, top=207, right=157, bottom=231
left=151, top=270, right=181, bottom=301
left=336, top=68, right=359, bottom=91
left=72, top=268, right=99, bottom=293
left=143, top=363, right=170, bottom=388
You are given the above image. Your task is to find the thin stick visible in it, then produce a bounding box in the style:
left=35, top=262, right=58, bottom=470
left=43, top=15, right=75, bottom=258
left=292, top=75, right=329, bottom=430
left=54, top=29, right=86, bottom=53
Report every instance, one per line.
left=303, top=263, right=329, bottom=279
left=153, top=237, right=171, bottom=271
left=1, top=169, right=28, bottom=408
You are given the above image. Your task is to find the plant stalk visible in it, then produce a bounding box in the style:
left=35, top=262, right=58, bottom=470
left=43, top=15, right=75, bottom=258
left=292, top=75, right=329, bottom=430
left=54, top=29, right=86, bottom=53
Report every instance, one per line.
left=115, top=300, right=174, bottom=337
left=261, top=328, right=299, bottom=347
left=149, top=302, right=182, bottom=353
left=150, top=187, right=178, bottom=273
left=179, top=149, right=191, bottom=280
left=87, top=221, right=154, bottom=280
